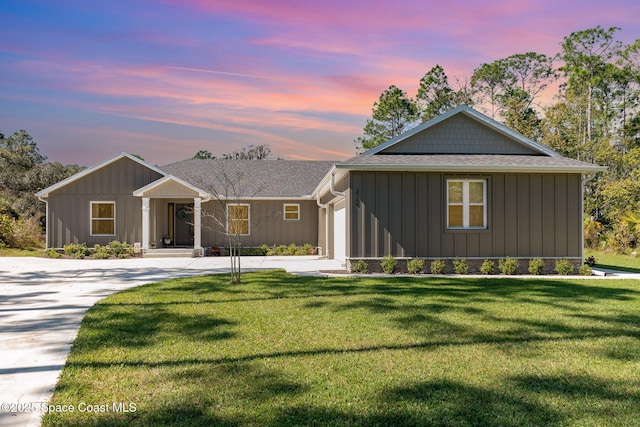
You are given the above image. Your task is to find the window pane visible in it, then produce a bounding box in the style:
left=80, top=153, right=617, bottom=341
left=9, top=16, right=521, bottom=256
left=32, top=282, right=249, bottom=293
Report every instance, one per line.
left=448, top=205, right=463, bottom=227
left=284, top=204, right=299, bottom=220
left=469, top=182, right=484, bottom=203
left=92, top=203, right=114, bottom=219
left=227, top=205, right=249, bottom=234
left=448, top=182, right=463, bottom=203
left=469, top=205, right=485, bottom=227
left=92, top=219, right=114, bottom=235
left=229, top=205, right=248, bottom=220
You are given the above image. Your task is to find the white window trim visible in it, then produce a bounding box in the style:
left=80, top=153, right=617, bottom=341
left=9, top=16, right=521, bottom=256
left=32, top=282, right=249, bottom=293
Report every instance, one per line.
left=283, top=203, right=300, bottom=221
left=90, top=201, right=116, bottom=236
left=446, top=179, right=487, bottom=229
left=226, top=203, right=250, bottom=235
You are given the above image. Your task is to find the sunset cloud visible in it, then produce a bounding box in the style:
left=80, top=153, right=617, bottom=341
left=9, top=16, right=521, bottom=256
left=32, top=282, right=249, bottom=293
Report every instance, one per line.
left=1, top=0, right=638, bottom=166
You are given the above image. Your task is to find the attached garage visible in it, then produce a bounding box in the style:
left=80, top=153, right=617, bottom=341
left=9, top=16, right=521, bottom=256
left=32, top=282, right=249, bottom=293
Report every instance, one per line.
left=332, top=200, right=346, bottom=263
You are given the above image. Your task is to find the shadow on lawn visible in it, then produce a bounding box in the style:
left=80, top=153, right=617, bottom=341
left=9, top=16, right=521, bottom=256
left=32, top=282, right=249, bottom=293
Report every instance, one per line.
left=46, top=271, right=640, bottom=426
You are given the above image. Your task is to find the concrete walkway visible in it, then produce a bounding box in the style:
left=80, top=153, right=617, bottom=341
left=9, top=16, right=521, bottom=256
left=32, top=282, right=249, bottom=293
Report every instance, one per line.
left=0, top=256, right=343, bottom=427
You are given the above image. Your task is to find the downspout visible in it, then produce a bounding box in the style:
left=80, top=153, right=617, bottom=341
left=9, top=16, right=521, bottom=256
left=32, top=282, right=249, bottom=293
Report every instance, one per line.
left=330, top=173, right=345, bottom=197
left=37, top=195, right=49, bottom=250
left=316, top=194, right=329, bottom=258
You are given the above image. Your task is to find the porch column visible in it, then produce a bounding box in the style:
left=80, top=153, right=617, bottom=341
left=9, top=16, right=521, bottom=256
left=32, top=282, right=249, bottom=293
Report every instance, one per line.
left=142, top=197, right=150, bottom=254
left=194, top=197, right=202, bottom=255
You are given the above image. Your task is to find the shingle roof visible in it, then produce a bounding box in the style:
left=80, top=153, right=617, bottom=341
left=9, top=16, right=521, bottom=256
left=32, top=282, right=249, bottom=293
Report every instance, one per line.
left=337, top=154, right=606, bottom=173
left=161, top=159, right=336, bottom=198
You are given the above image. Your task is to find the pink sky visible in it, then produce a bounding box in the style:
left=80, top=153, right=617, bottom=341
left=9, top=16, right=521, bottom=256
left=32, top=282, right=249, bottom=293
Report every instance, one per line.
left=1, top=0, right=639, bottom=166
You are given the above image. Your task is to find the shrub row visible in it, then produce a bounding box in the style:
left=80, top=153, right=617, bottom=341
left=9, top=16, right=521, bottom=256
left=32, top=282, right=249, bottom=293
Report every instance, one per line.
left=215, top=243, right=316, bottom=256
left=49, top=240, right=136, bottom=259
left=350, top=256, right=592, bottom=276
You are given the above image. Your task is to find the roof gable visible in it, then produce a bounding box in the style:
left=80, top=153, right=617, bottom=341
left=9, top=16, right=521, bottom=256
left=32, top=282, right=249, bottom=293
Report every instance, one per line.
left=133, top=175, right=210, bottom=199
left=365, top=105, right=558, bottom=157
left=36, top=152, right=166, bottom=197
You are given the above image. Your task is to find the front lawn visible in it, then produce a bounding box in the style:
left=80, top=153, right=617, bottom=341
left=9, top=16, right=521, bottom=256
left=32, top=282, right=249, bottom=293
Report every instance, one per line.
left=585, top=249, right=640, bottom=273
left=0, top=246, right=44, bottom=257
left=43, top=271, right=640, bottom=426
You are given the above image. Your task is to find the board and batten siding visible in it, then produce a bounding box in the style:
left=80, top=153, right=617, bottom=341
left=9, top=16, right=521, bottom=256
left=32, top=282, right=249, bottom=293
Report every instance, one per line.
left=46, top=157, right=164, bottom=248
left=198, top=199, right=319, bottom=248
left=349, top=171, right=582, bottom=259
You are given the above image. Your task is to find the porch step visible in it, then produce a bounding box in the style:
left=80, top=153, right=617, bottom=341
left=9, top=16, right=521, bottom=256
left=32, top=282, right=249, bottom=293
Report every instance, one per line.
left=144, top=248, right=195, bottom=258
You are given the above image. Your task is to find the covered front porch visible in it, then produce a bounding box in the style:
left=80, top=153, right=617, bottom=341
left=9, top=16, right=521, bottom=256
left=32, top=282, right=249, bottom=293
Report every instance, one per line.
left=133, top=175, right=211, bottom=256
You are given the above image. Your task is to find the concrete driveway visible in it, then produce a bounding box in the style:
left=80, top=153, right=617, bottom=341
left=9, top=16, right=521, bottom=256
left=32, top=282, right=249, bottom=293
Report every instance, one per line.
left=0, top=255, right=343, bottom=427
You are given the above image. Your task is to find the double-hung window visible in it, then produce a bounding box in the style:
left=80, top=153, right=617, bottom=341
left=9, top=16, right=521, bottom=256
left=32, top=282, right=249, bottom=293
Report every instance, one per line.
left=447, top=179, right=487, bottom=229
left=227, top=204, right=250, bottom=235
left=90, top=201, right=115, bottom=236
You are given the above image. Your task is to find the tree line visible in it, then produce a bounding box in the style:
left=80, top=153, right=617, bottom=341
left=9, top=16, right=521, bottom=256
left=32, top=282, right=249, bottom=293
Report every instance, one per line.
left=0, top=130, right=83, bottom=248
left=356, top=26, right=640, bottom=252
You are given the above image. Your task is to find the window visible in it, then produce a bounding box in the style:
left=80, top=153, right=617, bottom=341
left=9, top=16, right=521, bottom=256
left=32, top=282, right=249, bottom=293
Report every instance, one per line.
left=283, top=204, right=300, bottom=220
left=227, top=204, right=250, bottom=235
left=447, top=179, right=486, bottom=229
left=90, top=202, right=115, bottom=236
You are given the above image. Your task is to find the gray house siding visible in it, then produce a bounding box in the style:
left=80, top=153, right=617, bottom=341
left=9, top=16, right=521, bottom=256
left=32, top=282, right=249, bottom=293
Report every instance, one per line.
left=382, top=114, right=540, bottom=155
left=348, top=171, right=582, bottom=259
left=46, top=157, right=163, bottom=248
left=194, top=199, right=320, bottom=248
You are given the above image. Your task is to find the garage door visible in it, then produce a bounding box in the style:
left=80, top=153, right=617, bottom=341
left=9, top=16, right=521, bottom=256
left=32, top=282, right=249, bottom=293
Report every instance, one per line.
left=333, top=200, right=346, bottom=263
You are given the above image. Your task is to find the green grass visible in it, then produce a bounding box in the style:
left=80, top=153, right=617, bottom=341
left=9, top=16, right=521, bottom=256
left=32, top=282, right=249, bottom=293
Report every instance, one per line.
left=43, top=271, right=640, bottom=426
left=585, top=249, right=640, bottom=273
left=0, top=246, right=45, bottom=257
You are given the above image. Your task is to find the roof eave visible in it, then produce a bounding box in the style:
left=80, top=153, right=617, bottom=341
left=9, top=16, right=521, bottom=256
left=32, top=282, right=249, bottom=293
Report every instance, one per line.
left=335, top=163, right=607, bottom=174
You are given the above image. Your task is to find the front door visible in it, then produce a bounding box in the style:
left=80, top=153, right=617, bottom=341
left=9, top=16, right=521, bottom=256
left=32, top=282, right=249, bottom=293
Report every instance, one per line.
left=171, top=203, right=193, bottom=247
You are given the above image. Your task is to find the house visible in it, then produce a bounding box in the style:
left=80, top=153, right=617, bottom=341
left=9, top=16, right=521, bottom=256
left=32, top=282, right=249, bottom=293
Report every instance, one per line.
left=37, top=106, right=604, bottom=271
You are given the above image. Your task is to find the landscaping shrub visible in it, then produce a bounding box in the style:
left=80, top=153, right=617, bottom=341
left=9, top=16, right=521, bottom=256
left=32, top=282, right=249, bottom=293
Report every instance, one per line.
left=528, top=258, right=545, bottom=275
left=380, top=254, right=397, bottom=274
left=585, top=255, right=596, bottom=267
left=107, top=240, right=134, bottom=258
left=430, top=259, right=446, bottom=274
left=92, top=244, right=111, bottom=259
left=499, top=257, right=519, bottom=275
left=351, top=259, right=368, bottom=274
left=64, top=243, right=90, bottom=259
left=453, top=258, right=469, bottom=274
left=406, top=259, right=425, bottom=274
left=0, top=214, right=42, bottom=249
left=579, top=264, right=593, bottom=276
left=555, top=259, right=575, bottom=275
left=45, top=248, right=61, bottom=258
left=223, top=247, right=267, bottom=256
left=262, top=243, right=314, bottom=256
left=479, top=259, right=495, bottom=275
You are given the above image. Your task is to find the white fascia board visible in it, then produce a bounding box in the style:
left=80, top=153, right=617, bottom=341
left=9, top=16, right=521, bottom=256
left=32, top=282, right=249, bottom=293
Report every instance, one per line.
left=310, top=166, right=349, bottom=200
left=133, top=174, right=210, bottom=200
left=335, top=163, right=607, bottom=174
left=36, top=152, right=167, bottom=197
left=204, top=196, right=314, bottom=201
